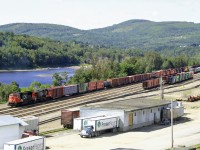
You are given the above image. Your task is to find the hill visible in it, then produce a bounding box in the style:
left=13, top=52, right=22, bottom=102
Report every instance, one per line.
left=1, top=20, right=200, bottom=56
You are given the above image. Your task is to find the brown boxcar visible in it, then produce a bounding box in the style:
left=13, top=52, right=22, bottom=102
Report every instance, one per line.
left=61, top=109, right=80, bottom=128
left=88, top=81, right=97, bottom=91
left=107, top=78, right=119, bottom=87
left=124, top=76, right=129, bottom=85
left=118, top=77, right=125, bottom=86
left=143, top=78, right=160, bottom=89
left=96, top=80, right=104, bottom=90
left=128, top=76, right=133, bottom=83
left=46, top=86, right=63, bottom=99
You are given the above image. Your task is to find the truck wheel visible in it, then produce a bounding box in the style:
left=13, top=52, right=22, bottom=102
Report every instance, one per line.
left=80, top=135, right=83, bottom=138
left=95, top=132, right=97, bottom=137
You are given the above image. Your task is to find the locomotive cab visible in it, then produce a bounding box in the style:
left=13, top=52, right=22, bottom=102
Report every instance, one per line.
left=8, top=93, right=22, bottom=107
left=8, top=91, right=33, bottom=107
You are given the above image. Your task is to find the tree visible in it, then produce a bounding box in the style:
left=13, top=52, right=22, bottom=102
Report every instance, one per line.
left=52, top=72, right=68, bottom=86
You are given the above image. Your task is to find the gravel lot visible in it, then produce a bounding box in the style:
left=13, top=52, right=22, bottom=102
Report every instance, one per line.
left=44, top=80, right=200, bottom=150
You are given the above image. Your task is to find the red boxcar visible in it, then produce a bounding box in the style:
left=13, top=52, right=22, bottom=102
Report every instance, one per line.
left=61, top=109, right=80, bottom=128
left=143, top=78, right=160, bottom=89
left=88, top=81, right=97, bottom=91
left=124, top=76, right=129, bottom=85
left=118, top=77, right=126, bottom=86
left=46, top=86, right=63, bottom=99
left=96, top=80, right=104, bottom=90
left=107, top=78, right=119, bottom=87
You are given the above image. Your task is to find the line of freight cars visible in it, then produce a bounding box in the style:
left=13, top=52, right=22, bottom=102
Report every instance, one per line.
left=142, top=71, right=193, bottom=89
left=7, top=66, right=192, bottom=107
left=189, top=66, right=200, bottom=74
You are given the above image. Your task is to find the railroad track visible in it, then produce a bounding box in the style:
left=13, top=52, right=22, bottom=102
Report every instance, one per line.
left=1, top=73, right=200, bottom=125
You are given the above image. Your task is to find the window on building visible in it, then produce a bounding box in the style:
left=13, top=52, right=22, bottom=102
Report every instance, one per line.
left=158, top=108, right=160, bottom=111
left=151, top=109, right=152, bottom=113
left=135, top=112, right=136, bottom=116
left=143, top=111, right=145, bottom=115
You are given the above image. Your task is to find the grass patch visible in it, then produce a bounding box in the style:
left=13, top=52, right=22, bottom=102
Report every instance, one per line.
left=39, top=128, right=69, bottom=135
left=190, top=144, right=200, bottom=150
left=0, top=100, right=7, bottom=104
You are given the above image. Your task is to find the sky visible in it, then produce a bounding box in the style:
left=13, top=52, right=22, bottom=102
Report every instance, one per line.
left=1, top=0, right=200, bottom=30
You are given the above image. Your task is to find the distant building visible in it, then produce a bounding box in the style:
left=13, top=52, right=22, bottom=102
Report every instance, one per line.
left=0, top=115, right=28, bottom=150
left=80, top=98, right=171, bottom=131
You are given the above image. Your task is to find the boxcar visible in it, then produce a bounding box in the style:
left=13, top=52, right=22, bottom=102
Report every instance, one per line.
left=61, top=109, right=80, bottom=128
left=88, top=81, right=97, bottom=92
left=46, top=86, right=63, bottom=99
left=96, top=80, right=104, bottom=90
left=107, top=78, right=119, bottom=87
left=118, top=77, right=125, bottom=86
left=78, top=83, right=88, bottom=93
left=63, top=84, right=78, bottom=96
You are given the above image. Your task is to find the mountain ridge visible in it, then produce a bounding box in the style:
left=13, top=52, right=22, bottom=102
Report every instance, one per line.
left=1, top=19, right=200, bottom=51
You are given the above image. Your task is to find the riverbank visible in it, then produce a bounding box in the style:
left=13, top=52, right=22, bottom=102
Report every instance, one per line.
left=0, top=66, right=80, bottom=73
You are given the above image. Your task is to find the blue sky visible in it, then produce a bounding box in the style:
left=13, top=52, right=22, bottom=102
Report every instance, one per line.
left=1, top=0, right=200, bottom=29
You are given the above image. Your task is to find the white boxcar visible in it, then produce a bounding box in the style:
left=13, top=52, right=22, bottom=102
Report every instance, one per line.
left=80, top=116, right=119, bottom=138
left=73, top=115, right=105, bottom=131
left=4, top=136, right=45, bottom=150
left=21, top=116, right=39, bottom=132
left=63, top=84, right=78, bottom=95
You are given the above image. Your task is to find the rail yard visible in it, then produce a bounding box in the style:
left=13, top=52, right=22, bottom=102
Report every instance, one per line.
left=1, top=72, right=200, bottom=149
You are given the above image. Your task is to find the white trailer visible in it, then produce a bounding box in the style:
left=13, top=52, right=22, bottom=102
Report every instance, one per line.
left=4, top=136, right=45, bottom=150
left=163, top=106, right=184, bottom=119
left=73, top=115, right=105, bottom=131
left=80, top=116, right=119, bottom=138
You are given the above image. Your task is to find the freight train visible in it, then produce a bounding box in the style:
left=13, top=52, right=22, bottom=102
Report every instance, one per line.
left=142, top=71, right=193, bottom=89
left=7, top=66, right=195, bottom=107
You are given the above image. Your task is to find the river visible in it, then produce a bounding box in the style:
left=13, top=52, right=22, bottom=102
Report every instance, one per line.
left=0, top=67, right=76, bottom=88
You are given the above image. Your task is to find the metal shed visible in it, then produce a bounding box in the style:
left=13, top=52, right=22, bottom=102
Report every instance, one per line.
left=0, top=115, right=28, bottom=150
left=80, top=98, right=170, bottom=131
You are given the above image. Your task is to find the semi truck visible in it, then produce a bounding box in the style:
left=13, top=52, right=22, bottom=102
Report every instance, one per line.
left=80, top=116, right=119, bottom=138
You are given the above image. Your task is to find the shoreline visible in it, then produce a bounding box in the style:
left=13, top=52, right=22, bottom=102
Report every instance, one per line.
left=0, top=66, right=80, bottom=73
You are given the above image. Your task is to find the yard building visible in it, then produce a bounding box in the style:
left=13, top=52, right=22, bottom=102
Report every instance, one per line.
left=0, top=115, right=28, bottom=150
left=79, top=98, right=171, bottom=131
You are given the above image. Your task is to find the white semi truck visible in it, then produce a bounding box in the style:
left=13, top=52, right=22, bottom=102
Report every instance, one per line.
left=80, top=116, right=119, bottom=138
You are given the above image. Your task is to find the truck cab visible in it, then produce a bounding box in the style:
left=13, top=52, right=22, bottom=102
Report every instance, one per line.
left=80, top=125, right=94, bottom=138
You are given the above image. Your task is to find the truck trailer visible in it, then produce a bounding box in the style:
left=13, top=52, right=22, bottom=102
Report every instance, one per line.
left=4, top=136, right=45, bottom=150
left=80, top=116, right=119, bottom=138
left=73, top=115, right=105, bottom=131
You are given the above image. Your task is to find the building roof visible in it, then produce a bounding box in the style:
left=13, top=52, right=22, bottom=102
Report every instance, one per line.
left=82, top=98, right=171, bottom=111
left=0, top=115, right=28, bottom=127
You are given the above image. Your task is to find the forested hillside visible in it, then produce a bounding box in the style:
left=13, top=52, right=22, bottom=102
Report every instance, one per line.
left=1, top=20, right=200, bottom=56
left=0, top=32, right=142, bottom=69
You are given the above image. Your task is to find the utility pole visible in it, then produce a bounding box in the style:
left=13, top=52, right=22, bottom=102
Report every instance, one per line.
left=160, top=76, right=164, bottom=100
left=171, top=99, right=174, bottom=148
